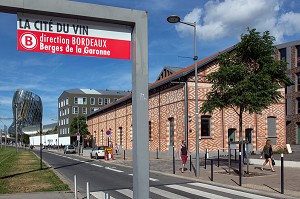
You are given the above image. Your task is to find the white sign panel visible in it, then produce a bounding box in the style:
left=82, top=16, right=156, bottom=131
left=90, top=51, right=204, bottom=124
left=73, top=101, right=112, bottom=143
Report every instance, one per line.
left=17, top=13, right=131, bottom=60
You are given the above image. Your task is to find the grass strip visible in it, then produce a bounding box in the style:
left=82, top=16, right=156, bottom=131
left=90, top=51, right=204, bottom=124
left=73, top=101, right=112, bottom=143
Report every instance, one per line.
left=0, top=147, right=70, bottom=193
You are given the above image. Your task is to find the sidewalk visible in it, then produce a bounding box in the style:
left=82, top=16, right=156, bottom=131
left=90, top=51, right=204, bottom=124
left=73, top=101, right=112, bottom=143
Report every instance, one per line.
left=108, top=151, right=300, bottom=198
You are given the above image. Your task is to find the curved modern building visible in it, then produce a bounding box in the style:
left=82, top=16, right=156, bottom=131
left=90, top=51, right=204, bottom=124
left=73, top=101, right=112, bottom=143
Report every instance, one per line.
left=8, top=89, right=42, bottom=136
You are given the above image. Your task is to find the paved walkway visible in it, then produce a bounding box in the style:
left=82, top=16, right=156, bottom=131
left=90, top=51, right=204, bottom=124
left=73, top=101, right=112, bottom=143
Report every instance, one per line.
left=1, top=148, right=300, bottom=199
left=109, top=152, right=300, bottom=198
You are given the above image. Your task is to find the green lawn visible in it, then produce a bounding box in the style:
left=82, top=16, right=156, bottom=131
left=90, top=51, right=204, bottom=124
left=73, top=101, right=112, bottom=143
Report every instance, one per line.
left=0, top=147, right=70, bottom=193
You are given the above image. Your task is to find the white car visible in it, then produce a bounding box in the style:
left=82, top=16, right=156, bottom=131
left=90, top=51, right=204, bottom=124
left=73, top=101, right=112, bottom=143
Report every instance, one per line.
left=90, top=146, right=107, bottom=159
left=64, top=145, right=76, bottom=154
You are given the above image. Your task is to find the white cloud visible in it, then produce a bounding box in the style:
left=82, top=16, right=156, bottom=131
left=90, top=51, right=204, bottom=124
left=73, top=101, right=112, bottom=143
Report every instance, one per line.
left=176, top=0, right=300, bottom=43
left=275, top=12, right=300, bottom=39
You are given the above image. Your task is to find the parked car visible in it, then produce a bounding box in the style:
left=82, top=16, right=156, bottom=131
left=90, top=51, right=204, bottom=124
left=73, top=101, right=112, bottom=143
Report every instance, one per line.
left=90, top=146, right=108, bottom=159
left=64, top=145, right=76, bottom=154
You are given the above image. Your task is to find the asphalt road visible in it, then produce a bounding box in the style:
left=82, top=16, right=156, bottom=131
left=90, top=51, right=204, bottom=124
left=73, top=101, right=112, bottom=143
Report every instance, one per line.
left=33, top=150, right=195, bottom=195
left=31, top=150, right=287, bottom=199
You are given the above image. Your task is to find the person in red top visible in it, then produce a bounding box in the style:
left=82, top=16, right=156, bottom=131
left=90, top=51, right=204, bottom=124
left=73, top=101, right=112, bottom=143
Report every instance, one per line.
left=179, top=140, right=189, bottom=173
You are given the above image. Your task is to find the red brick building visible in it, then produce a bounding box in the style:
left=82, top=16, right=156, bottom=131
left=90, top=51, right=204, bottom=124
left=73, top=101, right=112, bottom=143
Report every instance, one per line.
left=87, top=47, right=286, bottom=155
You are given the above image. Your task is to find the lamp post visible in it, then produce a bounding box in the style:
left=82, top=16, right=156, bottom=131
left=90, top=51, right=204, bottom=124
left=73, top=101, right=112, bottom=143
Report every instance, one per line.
left=77, top=111, right=80, bottom=155
left=0, top=119, right=12, bottom=148
left=14, top=103, right=18, bottom=153
left=167, top=15, right=199, bottom=177
left=171, top=81, right=188, bottom=148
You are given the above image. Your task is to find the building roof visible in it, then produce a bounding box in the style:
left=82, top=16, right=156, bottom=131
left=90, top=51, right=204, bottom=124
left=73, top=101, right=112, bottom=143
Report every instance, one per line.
left=156, top=66, right=183, bottom=81
left=87, top=45, right=236, bottom=119
left=63, top=88, right=131, bottom=96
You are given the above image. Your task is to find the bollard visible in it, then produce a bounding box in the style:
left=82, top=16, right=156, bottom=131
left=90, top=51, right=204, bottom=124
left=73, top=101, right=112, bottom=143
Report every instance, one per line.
left=211, top=159, right=214, bottom=181
left=74, top=175, right=77, bottom=199
left=105, top=192, right=110, bottom=199
left=239, top=152, right=242, bottom=186
left=228, top=147, right=231, bottom=174
left=217, top=148, right=220, bottom=167
left=123, top=150, right=125, bottom=160
left=204, top=153, right=207, bottom=169
left=87, top=182, right=90, bottom=199
left=156, top=147, right=158, bottom=159
left=281, top=153, right=284, bottom=194
left=172, top=146, right=175, bottom=174
left=189, top=155, right=192, bottom=172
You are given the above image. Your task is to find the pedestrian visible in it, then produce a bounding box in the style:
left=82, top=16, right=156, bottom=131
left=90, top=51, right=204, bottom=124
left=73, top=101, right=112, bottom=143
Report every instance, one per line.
left=260, top=139, right=275, bottom=172
left=115, top=144, right=119, bottom=154
left=179, top=140, right=189, bottom=173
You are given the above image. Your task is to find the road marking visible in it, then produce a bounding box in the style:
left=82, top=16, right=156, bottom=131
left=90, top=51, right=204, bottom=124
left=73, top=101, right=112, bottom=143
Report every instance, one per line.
left=116, top=189, right=132, bottom=198
left=105, top=167, right=123, bottom=173
left=166, top=184, right=230, bottom=199
left=91, top=191, right=115, bottom=199
left=189, top=183, right=275, bottom=199
left=128, top=174, right=159, bottom=181
left=150, top=187, right=189, bottom=199
left=91, top=163, right=103, bottom=167
left=73, top=159, right=79, bottom=161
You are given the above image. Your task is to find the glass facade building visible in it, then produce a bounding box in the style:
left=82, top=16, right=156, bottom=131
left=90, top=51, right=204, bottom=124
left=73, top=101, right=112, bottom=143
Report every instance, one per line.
left=8, top=89, right=42, bottom=136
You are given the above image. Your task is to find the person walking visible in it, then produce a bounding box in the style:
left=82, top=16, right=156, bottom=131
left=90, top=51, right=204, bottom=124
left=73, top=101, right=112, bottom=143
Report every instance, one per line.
left=179, top=140, right=189, bottom=173
left=260, top=139, right=275, bottom=172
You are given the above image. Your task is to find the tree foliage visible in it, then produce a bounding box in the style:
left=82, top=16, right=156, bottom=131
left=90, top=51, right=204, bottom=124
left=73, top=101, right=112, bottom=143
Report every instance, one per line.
left=200, top=28, right=292, bottom=139
left=70, top=115, right=90, bottom=136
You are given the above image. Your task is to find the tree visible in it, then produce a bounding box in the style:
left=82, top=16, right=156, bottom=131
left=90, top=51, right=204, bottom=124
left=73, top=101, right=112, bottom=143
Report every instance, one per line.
left=70, top=115, right=90, bottom=136
left=200, top=28, right=292, bottom=146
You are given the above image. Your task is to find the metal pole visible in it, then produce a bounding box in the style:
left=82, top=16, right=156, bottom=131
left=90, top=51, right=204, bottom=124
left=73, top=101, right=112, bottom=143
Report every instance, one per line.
left=156, top=147, right=158, bottom=159
left=235, top=149, right=237, bottom=161
left=77, top=113, right=80, bottom=155
left=0, top=129, right=2, bottom=148
left=190, top=154, right=192, bottom=172
left=184, top=82, right=188, bottom=149
left=281, top=154, right=284, bottom=194
left=228, top=143, right=231, bottom=173
left=124, top=150, right=125, bottom=160
left=194, top=21, right=200, bottom=178
left=239, top=152, right=242, bottom=186
left=40, top=122, right=43, bottom=169
left=105, top=193, right=110, bottom=199
left=86, top=182, right=90, bottom=199
left=4, top=126, right=7, bottom=148
left=211, top=159, right=213, bottom=181
left=74, top=175, right=77, bottom=199
left=217, top=148, right=220, bottom=167
left=172, top=146, right=175, bottom=174
left=204, top=153, right=207, bottom=169
left=246, top=143, right=249, bottom=173
left=15, top=103, right=18, bottom=153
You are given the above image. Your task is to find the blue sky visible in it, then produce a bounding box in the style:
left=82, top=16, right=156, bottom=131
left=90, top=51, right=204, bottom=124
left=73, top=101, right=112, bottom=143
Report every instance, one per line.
left=0, top=0, right=300, bottom=128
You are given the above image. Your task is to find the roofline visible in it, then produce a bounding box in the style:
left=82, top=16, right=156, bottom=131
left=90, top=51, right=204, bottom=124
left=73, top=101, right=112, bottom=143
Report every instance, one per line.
left=87, top=45, right=236, bottom=119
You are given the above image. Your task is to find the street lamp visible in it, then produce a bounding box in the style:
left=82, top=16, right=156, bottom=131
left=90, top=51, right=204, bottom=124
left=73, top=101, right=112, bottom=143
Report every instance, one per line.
left=167, top=15, right=200, bottom=177
left=14, top=103, right=18, bottom=153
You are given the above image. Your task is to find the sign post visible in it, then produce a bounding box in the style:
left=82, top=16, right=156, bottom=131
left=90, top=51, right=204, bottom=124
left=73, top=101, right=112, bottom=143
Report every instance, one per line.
left=0, top=1, right=149, bottom=198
